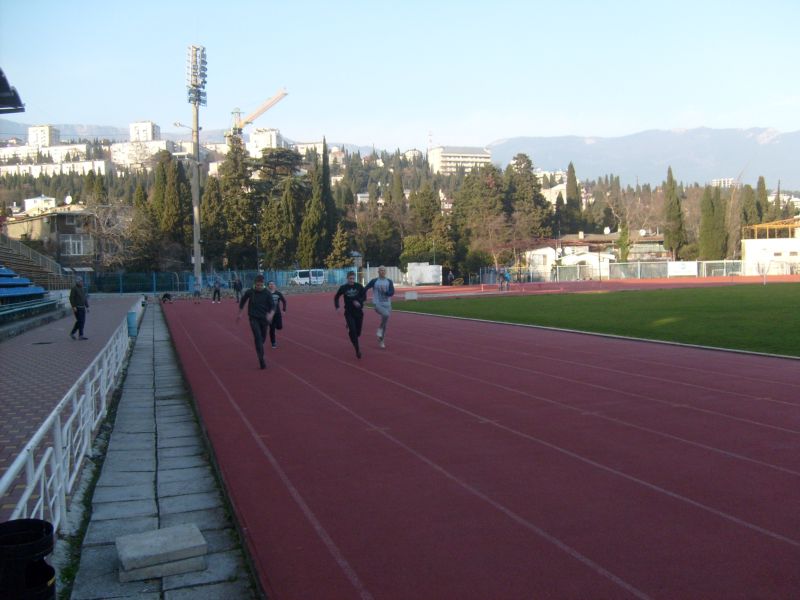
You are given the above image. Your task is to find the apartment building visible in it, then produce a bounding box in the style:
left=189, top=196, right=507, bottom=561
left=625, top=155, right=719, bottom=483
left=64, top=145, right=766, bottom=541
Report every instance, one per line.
left=129, top=121, right=161, bottom=142
left=427, top=146, right=492, bottom=174
left=28, top=125, right=60, bottom=147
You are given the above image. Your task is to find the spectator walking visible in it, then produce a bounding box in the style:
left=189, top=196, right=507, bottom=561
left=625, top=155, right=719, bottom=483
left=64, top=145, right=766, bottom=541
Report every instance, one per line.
left=335, top=271, right=366, bottom=359
left=69, top=278, right=90, bottom=340
left=498, top=268, right=506, bottom=291
left=267, top=281, right=287, bottom=348
left=364, top=266, right=395, bottom=349
left=233, top=277, right=243, bottom=302
left=212, top=278, right=222, bottom=303
left=236, top=275, right=275, bottom=369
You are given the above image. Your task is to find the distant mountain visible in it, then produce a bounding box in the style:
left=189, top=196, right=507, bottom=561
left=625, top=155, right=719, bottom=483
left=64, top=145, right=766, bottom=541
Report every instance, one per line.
left=3, top=119, right=797, bottom=189
left=488, top=127, right=800, bottom=189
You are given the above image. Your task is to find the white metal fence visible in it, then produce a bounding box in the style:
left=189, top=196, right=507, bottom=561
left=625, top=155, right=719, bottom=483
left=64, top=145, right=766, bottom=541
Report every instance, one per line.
left=0, top=300, right=142, bottom=531
left=480, top=260, right=799, bottom=284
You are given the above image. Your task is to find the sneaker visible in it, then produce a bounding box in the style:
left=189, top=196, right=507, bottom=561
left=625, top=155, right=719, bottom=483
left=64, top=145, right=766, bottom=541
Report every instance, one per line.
left=379, top=340, right=385, bottom=349
left=271, top=343, right=277, bottom=349
left=259, top=357, right=266, bottom=369
left=376, top=328, right=383, bottom=340
left=70, top=333, right=76, bottom=340
left=79, top=336, right=89, bottom=340
left=356, top=349, right=362, bottom=359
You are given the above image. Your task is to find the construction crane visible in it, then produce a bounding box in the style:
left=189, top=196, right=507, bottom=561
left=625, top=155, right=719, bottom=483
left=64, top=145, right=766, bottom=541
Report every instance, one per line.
left=229, top=88, right=288, bottom=137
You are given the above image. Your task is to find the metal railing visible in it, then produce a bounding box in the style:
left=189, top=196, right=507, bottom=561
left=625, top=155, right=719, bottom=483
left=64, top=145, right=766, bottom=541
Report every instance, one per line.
left=0, top=299, right=142, bottom=531
left=0, top=232, right=64, bottom=275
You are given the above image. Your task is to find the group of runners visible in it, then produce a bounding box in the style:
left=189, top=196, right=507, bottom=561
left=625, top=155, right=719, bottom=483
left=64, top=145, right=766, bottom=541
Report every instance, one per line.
left=236, top=266, right=394, bottom=369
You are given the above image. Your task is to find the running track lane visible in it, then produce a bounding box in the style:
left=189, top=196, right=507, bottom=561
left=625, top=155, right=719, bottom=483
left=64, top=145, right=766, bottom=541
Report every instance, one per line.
left=163, top=294, right=800, bottom=600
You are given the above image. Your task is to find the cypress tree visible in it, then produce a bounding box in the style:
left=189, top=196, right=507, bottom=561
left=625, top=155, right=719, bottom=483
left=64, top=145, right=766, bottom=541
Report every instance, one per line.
left=326, top=222, right=351, bottom=268
left=296, top=186, right=326, bottom=267
left=662, top=167, right=686, bottom=260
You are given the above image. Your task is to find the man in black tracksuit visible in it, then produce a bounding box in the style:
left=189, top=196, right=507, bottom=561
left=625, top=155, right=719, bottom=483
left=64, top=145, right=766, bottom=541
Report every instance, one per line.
left=267, top=280, right=287, bottom=348
left=334, top=271, right=366, bottom=359
left=236, top=275, right=275, bottom=369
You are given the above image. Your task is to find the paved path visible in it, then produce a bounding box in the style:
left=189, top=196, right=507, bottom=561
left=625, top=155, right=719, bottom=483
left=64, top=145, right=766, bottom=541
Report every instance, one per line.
left=0, top=296, right=139, bottom=519
left=69, top=303, right=256, bottom=599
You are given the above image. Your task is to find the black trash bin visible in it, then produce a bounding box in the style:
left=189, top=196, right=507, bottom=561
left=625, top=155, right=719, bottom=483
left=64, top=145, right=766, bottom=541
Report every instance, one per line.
left=0, top=519, right=56, bottom=600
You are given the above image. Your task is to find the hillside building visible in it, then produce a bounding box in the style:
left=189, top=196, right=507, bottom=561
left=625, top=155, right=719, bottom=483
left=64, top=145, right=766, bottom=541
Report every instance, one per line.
left=129, top=121, right=160, bottom=142
left=28, top=125, right=60, bottom=147
left=427, top=146, right=492, bottom=175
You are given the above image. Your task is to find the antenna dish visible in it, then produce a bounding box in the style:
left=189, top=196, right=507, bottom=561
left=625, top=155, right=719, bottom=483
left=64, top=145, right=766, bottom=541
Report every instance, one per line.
left=603, top=226, right=611, bottom=235
left=65, top=195, right=73, bottom=205
left=639, top=229, right=646, bottom=236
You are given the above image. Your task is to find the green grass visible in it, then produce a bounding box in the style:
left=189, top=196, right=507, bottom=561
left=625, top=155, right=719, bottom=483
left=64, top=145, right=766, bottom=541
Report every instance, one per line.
left=394, top=283, right=800, bottom=357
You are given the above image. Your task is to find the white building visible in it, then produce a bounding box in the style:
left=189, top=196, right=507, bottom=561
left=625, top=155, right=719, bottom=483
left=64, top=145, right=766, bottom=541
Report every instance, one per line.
left=0, top=142, right=88, bottom=164
left=110, top=140, right=177, bottom=170
left=542, top=182, right=567, bottom=205
left=741, top=217, right=800, bottom=275
left=23, top=195, right=56, bottom=214
left=246, top=128, right=289, bottom=157
left=129, top=121, right=160, bottom=142
left=294, top=141, right=325, bottom=156
left=28, top=125, right=60, bottom=147
left=0, top=160, right=108, bottom=178
left=427, top=146, right=492, bottom=175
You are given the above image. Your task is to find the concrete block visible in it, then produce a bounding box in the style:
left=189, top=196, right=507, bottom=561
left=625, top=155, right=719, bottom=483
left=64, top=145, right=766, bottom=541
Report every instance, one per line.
left=84, top=516, right=158, bottom=547
left=119, top=555, right=206, bottom=583
left=116, top=523, right=207, bottom=571
left=163, top=550, right=244, bottom=590
left=92, top=483, right=155, bottom=506
left=160, top=507, right=229, bottom=532
left=159, top=454, right=207, bottom=471
left=93, top=498, right=157, bottom=521
left=158, top=466, right=212, bottom=484
left=159, top=491, right=221, bottom=515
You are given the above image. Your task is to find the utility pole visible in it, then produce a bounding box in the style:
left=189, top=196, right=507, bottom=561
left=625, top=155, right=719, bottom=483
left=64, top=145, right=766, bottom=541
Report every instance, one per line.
left=186, top=45, right=207, bottom=288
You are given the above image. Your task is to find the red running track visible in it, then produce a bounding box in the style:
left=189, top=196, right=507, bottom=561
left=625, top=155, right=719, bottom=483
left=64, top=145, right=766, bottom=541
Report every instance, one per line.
left=162, top=293, right=800, bottom=600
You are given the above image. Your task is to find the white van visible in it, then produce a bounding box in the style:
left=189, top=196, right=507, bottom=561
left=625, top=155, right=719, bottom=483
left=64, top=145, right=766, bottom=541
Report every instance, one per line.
left=290, top=269, right=325, bottom=285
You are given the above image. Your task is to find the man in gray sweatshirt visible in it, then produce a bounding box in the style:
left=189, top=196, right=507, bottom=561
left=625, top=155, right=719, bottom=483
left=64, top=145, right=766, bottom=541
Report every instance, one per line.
left=364, top=266, right=395, bottom=349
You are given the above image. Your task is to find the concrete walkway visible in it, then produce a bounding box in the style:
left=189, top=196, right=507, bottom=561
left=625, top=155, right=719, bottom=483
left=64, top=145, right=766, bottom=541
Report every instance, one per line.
left=70, top=303, right=256, bottom=599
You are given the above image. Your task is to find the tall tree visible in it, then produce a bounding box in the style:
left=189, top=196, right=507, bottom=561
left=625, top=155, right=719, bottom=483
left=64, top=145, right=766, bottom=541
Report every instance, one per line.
left=218, top=134, right=255, bottom=268
left=756, top=176, right=770, bottom=222
left=325, top=222, right=352, bottom=268
left=662, top=167, right=686, bottom=260
left=698, top=186, right=726, bottom=259
left=296, top=185, right=327, bottom=267
left=407, top=182, right=439, bottom=235
left=321, top=138, right=338, bottom=245
left=564, top=162, right=582, bottom=233
left=200, top=176, right=227, bottom=269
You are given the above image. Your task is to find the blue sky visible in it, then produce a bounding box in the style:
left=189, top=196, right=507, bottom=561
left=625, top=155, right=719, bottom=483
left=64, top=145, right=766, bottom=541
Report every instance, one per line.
left=2, top=0, right=799, bottom=151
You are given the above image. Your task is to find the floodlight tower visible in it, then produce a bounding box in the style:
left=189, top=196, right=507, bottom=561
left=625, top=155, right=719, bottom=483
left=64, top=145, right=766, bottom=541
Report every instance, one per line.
left=186, top=44, right=207, bottom=287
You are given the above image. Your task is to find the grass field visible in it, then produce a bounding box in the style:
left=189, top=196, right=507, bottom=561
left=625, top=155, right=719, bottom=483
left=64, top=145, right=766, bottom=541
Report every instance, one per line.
left=393, top=283, right=800, bottom=357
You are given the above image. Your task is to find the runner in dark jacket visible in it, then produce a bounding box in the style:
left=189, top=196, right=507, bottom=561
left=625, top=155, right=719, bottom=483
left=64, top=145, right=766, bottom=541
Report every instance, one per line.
left=334, top=271, right=367, bottom=359
left=236, top=275, right=275, bottom=369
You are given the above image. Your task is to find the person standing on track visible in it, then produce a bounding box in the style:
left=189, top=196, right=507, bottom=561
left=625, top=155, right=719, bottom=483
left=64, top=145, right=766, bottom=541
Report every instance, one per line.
left=267, top=280, right=287, bottom=349
left=212, top=278, right=222, bottom=303
left=364, top=265, right=394, bottom=349
left=334, top=271, right=366, bottom=359
left=236, top=274, right=275, bottom=369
